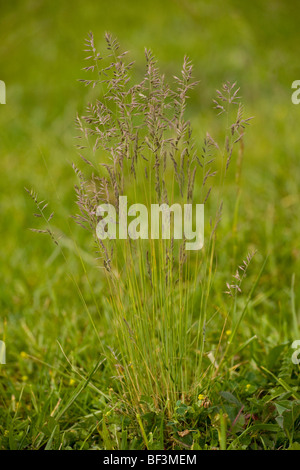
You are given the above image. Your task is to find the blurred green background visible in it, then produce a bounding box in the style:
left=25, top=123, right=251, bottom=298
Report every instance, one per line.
left=1, top=0, right=300, bottom=364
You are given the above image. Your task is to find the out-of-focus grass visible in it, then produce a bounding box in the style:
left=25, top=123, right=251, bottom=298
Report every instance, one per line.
left=0, top=0, right=299, bottom=449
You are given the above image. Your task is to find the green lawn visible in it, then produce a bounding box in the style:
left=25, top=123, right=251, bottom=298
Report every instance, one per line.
left=0, top=0, right=299, bottom=450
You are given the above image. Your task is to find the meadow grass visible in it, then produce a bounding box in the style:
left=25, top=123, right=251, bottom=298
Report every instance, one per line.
left=0, top=1, right=299, bottom=450
left=69, top=33, right=257, bottom=417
